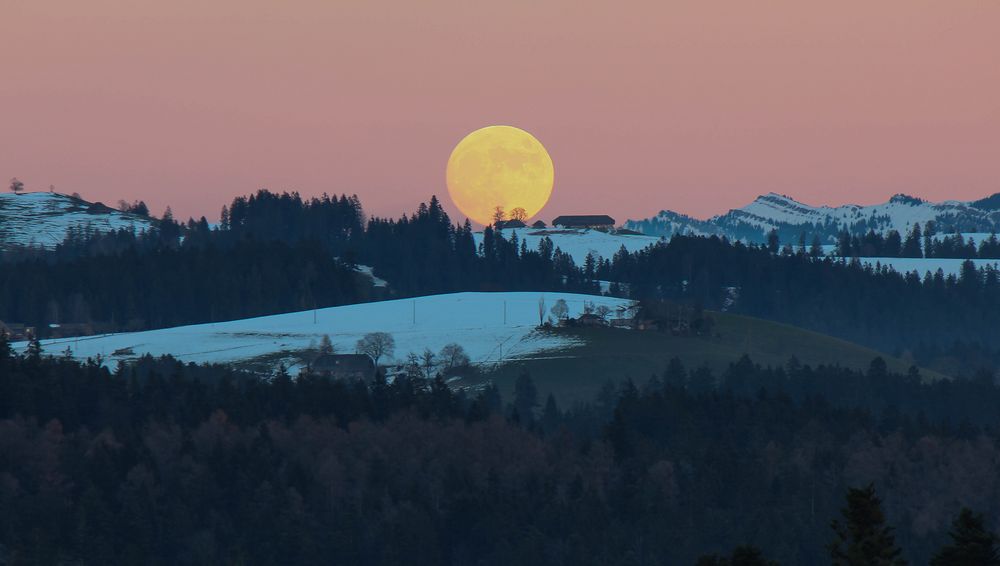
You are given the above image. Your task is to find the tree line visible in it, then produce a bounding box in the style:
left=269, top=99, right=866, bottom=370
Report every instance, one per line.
left=5, top=190, right=1000, bottom=374
left=7, top=337, right=1000, bottom=563
left=825, top=223, right=1000, bottom=259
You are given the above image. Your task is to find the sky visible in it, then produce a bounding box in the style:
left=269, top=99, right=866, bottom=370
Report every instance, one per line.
left=3, top=0, right=999, bottom=225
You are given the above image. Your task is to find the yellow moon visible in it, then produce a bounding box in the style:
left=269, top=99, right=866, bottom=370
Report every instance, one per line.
left=446, top=125, right=554, bottom=226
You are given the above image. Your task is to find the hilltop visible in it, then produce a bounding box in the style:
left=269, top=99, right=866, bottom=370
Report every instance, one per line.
left=475, top=227, right=662, bottom=264
left=627, top=192, right=1000, bottom=243
left=0, top=192, right=156, bottom=249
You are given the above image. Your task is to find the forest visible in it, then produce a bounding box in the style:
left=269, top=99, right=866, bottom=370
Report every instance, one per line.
left=3, top=190, right=1000, bottom=375
left=5, top=337, right=1000, bottom=564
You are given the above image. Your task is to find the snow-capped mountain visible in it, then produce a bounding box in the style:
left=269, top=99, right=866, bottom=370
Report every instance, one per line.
left=626, top=192, right=1000, bottom=243
left=0, top=192, right=157, bottom=249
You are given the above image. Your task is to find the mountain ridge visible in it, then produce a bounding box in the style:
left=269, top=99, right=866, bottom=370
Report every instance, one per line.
left=626, top=191, right=1000, bottom=243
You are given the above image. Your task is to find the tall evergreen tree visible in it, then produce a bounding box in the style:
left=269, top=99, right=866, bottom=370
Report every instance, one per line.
left=766, top=229, right=780, bottom=254
left=931, top=508, right=1000, bottom=566
left=829, top=484, right=906, bottom=565
left=901, top=224, right=923, bottom=258
left=810, top=234, right=824, bottom=258
left=512, top=370, right=539, bottom=422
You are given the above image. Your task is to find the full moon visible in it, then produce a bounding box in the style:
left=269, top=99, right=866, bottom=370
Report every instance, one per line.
left=446, top=125, right=554, bottom=226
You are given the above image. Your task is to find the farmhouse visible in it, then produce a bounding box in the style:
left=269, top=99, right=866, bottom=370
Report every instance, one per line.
left=531, top=220, right=546, bottom=229
left=0, top=320, right=35, bottom=341
left=551, top=215, right=616, bottom=230
left=309, top=354, right=376, bottom=381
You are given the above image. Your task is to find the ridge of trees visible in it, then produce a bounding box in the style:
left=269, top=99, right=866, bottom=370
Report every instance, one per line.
left=4, top=190, right=1000, bottom=373
left=6, top=341, right=1000, bottom=564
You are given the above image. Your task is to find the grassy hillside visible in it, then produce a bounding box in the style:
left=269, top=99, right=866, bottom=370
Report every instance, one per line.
left=480, top=311, right=946, bottom=406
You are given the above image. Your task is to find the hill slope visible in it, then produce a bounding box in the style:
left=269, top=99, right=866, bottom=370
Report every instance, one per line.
left=20, top=292, right=632, bottom=373
left=17, top=290, right=943, bottom=405
left=0, top=192, right=156, bottom=249
left=627, top=192, right=1000, bottom=243
left=484, top=311, right=945, bottom=405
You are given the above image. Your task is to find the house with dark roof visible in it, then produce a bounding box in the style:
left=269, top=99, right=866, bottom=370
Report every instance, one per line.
left=531, top=220, right=546, bottom=229
left=0, top=320, right=34, bottom=341
left=551, top=215, right=616, bottom=230
left=308, top=354, right=376, bottom=381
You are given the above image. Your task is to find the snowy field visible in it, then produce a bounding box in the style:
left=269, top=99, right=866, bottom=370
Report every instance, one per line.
left=18, top=292, right=634, bottom=372
left=475, top=227, right=662, bottom=264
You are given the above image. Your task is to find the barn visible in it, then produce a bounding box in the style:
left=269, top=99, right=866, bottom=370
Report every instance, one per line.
left=551, top=215, right=616, bottom=230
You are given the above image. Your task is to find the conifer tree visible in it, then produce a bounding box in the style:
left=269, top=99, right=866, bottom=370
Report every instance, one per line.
left=810, top=234, right=824, bottom=258
left=901, top=224, right=923, bottom=258
left=766, top=229, right=780, bottom=254
left=931, top=508, right=1000, bottom=566
left=512, top=370, right=538, bottom=422
left=829, top=484, right=906, bottom=565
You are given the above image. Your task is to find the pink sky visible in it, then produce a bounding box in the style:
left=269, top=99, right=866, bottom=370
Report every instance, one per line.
left=3, top=0, right=999, bottom=224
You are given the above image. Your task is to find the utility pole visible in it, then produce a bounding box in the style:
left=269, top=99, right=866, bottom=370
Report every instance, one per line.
left=503, top=300, right=507, bottom=325
left=412, top=300, right=416, bottom=324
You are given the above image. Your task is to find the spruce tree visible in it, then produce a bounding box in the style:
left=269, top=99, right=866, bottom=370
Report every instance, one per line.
left=512, top=370, right=538, bottom=422
left=766, top=229, right=780, bottom=254
left=930, top=508, right=1000, bottom=566
left=810, top=234, right=824, bottom=258
left=829, top=484, right=906, bottom=565
left=901, top=224, right=923, bottom=258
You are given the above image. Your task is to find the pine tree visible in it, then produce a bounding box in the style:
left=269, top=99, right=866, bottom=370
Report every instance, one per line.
left=810, top=234, right=824, bottom=258
left=766, top=229, right=780, bottom=254
left=901, top=224, right=923, bottom=258
left=541, top=393, right=560, bottom=431
left=829, top=484, right=906, bottom=565
left=26, top=335, right=43, bottom=361
left=931, top=508, right=1000, bottom=566
left=512, top=370, right=538, bottom=422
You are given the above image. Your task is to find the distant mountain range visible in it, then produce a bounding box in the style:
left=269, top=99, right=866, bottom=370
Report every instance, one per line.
left=625, top=192, right=1000, bottom=243
left=0, top=192, right=156, bottom=249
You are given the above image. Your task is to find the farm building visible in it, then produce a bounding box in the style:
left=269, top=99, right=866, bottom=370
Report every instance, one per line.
left=308, top=354, right=376, bottom=381
left=551, top=215, right=616, bottom=230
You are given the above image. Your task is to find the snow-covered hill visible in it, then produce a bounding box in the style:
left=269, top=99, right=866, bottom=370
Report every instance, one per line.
left=475, top=227, right=662, bottom=263
left=18, top=292, right=634, bottom=373
left=0, top=192, right=156, bottom=249
left=626, top=192, right=1000, bottom=244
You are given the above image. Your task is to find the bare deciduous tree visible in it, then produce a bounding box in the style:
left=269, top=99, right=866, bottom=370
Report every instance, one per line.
left=356, top=332, right=395, bottom=367
left=9, top=178, right=24, bottom=194
left=439, top=343, right=470, bottom=370
left=595, top=305, right=613, bottom=320
left=509, top=207, right=527, bottom=222
left=491, top=206, right=506, bottom=226
left=421, top=348, right=436, bottom=379
left=319, top=334, right=335, bottom=355
left=537, top=296, right=546, bottom=326
left=550, top=299, right=569, bottom=322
